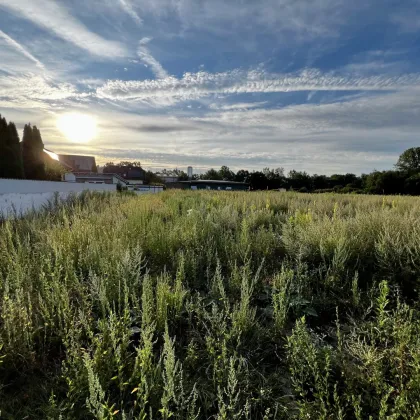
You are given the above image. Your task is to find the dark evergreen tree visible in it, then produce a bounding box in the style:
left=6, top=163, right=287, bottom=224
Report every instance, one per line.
left=0, top=115, right=9, bottom=178
left=22, top=124, right=33, bottom=178
left=7, top=121, right=24, bottom=178
left=0, top=114, right=24, bottom=179
left=22, top=124, right=46, bottom=180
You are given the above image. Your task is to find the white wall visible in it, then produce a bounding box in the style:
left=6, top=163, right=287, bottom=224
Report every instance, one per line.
left=0, top=179, right=116, bottom=218
left=0, top=179, right=116, bottom=194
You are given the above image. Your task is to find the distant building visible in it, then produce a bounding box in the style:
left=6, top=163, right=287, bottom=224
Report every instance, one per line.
left=166, top=180, right=249, bottom=191
left=58, top=154, right=96, bottom=172
left=64, top=172, right=127, bottom=185
left=103, top=165, right=145, bottom=184
left=158, top=175, right=180, bottom=183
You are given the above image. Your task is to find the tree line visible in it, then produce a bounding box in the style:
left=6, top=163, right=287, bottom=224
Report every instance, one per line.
left=0, top=114, right=47, bottom=180
left=2, top=112, right=419, bottom=194
left=181, top=147, right=420, bottom=195
left=109, top=148, right=420, bottom=195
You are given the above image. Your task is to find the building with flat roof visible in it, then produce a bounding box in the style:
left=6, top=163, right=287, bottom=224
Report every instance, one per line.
left=158, top=175, right=180, bottom=183
left=166, top=180, right=249, bottom=191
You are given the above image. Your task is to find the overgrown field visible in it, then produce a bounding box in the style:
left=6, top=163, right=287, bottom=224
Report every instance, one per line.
left=1, top=191, right=420, bottom=419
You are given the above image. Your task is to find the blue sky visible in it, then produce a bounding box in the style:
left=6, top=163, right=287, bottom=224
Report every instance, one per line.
left=1, top=0, right=420, bottom=174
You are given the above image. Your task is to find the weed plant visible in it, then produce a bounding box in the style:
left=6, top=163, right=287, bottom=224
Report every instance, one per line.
left=0, top=190, right=419, bottom=419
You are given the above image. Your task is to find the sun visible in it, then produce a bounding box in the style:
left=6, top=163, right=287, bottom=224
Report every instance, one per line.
left=56, top=113, right=97, bottom=143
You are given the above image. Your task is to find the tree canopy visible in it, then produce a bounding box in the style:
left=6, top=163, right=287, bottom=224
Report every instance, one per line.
left=396, top=147, right=420, bottom=172
left=104, top=161, right=142, bottom=169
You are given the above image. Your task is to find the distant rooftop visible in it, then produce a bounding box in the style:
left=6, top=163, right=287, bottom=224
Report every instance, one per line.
left=58, top=154, right=96, bottom=172
left=177, top=180, right=248, bottom=185
left=103, top=165, right=145, bottom=180
left=72, top=172, right=127, bottom=184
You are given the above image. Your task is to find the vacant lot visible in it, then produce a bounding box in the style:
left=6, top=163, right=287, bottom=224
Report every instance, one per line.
left=0, top=191, right=419, bottom=419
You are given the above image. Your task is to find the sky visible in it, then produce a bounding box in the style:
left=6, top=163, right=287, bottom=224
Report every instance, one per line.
left=1, top=0, right=420, bottom=174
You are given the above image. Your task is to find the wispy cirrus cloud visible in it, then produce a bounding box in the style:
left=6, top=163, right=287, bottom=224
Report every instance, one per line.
left=0, top=0, right=128, bottom=58
left=0, top=30, right=45, bottom=70
left=0, top=73, right=86, bottom=109
left=209, top=102, right=268, bottom=111
left=134, top=0, right=354, bottom=40
left=195, top=89, right=420, bottom=135
left=137, top=37, right=169, bottom=79
left=118, top=0, right=142, bottom=25
left=96, top=68, right=420, bottom=105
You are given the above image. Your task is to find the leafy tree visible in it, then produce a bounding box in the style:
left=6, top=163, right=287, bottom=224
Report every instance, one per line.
left=329, top=173, right=359, bottom=189
left=159, top=168, right=189, bottom=181
left=218, top=165, right=235, bottom=181
left=44, top=159, right=67, bottom=181
left=311, top=174, right=329, bottom=190
left=104, top=161, right=143, bottom=171
left=0, top=115, right=24, bottom=179
left=364, top=170, right=406, bottom=195
left=200, top=168, right=222, bottom=180
left=248, top=171, right=268, bottom=190
left=117, top=161, right=142, bottom=168
left=405, top=173, right=420, bottom=195
left=263, top=167, right=277, bottom=180
left=288, top=170, right=312, bottom=191
left=22, top=124, right=46, bottom=180
left=174, top=170, right=189, bottom=181
left=396, top=147, right=420, bottom=172
left=263, top=167, right=286, bottom=189
left=144, top=171, right=163, bottom=185
left=235, top=170, right=250, bottom=183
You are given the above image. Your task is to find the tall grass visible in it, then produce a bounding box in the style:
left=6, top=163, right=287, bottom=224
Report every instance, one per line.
left=0, top=190, right=419, bottom=418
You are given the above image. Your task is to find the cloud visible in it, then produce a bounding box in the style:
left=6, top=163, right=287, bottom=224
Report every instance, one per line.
left=137, top=38, right=168, bottom=79
left=193, top=89, right=420, bottom=138
left=307, top=91, right=317, bottom=101
left=96, top=68, right=420, bottom=105
left=125, top=123, right=198, bottom=133
left=0, top=30, right=45, bottom=70
left=25, top=83, right=418, bottom=175
left=0, top=73, right=86, bottom=109
left=392, top=7, right=420, bottom=32
left=139, top=37, right=153, bottom=45
left=210, top=102, right=268, bottom=111
left=118, top=0, right=142, bottom=25
left=0, top=0, right=127, bottom=58
left=134, top=0, right=354, bottom=40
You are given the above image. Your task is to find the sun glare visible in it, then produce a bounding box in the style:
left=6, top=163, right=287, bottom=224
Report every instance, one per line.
left=56, top=113, right=97, bottom=143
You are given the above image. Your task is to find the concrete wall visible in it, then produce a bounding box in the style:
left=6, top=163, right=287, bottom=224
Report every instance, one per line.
left=0, top=179, right=116, bottom=194
left=0, top=179, right=116, bottom=218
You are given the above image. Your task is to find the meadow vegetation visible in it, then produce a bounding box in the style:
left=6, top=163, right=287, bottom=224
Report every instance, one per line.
left=0, top=190, right=419, bottom=419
